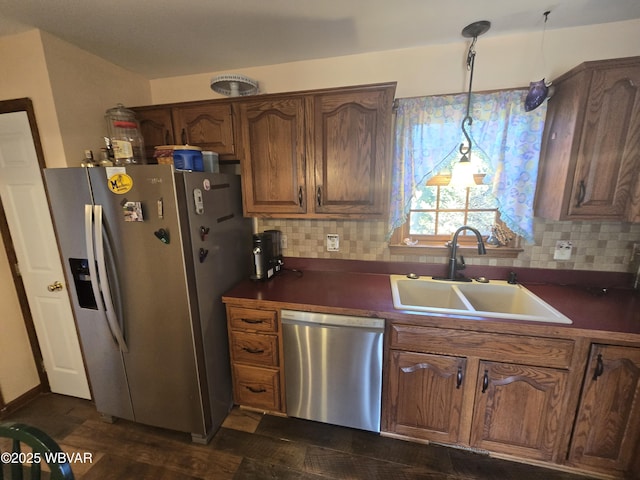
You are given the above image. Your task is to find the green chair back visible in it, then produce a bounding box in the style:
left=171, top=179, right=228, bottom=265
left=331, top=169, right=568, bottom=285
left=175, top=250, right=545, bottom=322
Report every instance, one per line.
left=0, top=422, right=74, bottom=480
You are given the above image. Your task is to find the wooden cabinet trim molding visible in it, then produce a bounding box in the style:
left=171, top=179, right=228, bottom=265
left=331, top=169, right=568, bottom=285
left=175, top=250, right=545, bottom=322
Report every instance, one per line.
left=390, top=324, right=575, bottom=369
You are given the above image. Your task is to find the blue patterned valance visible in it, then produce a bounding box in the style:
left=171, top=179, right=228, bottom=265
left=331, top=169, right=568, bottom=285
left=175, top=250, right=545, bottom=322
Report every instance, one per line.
left=388, top=89, right=547, bottom=243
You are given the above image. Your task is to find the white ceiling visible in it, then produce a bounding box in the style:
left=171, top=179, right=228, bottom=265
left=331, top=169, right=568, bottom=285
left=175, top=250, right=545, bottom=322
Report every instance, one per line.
left=1, top=0, right=640, bottom=79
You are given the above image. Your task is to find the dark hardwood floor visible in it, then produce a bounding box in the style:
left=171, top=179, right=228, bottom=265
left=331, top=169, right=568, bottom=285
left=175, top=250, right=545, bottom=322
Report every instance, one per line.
left=1, top=394, right=598, bottom=479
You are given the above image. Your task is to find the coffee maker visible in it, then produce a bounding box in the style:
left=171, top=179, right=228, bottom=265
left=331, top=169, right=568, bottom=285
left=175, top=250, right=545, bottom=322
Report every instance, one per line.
left=264, top=229, right=284, bottom=273
left=251, top=230, right=283, bottom=280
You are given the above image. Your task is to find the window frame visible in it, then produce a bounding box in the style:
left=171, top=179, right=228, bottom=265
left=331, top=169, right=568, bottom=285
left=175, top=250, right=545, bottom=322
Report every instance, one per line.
left=389, top=174, right=523, bottom=258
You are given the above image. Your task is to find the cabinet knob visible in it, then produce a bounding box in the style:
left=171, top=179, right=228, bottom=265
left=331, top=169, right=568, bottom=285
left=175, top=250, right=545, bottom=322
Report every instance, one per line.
left=317, top=186, right=322, bottom=207
left=181, top=128, right=187, bottom=144
left=481, top=369, right=489, bottom=393
left=298, top=187, right=303, bottom=207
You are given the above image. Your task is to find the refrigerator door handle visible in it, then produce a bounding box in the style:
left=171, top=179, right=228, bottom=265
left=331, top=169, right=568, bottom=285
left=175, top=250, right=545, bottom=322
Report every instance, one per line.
left=101, top=223, right=126, bottom=337
left=93, top=205, right=129, bottom=353
left=85, top=204, right=103, bottom=308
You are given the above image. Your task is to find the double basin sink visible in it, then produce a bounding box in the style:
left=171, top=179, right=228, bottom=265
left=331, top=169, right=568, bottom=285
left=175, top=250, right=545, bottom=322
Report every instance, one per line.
left=390, top=274, right=572, bottom=324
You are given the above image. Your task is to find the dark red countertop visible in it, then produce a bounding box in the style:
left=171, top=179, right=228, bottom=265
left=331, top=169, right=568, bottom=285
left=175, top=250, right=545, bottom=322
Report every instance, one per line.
left=224, top=269, right=395, bottom=314
left=524, top=283, right=640, bottom=334
left=222, top=260, right=640, bottom=340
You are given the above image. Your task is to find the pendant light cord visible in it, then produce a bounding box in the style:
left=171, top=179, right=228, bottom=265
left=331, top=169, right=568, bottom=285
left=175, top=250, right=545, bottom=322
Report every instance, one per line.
left=460, top=37, right=477, bottom=156
left=539, top=11, right=550, bottom=77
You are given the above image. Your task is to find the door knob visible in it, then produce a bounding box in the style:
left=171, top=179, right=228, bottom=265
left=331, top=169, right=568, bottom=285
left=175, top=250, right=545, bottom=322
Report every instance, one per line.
left=47, top=281, right=64, bottom=292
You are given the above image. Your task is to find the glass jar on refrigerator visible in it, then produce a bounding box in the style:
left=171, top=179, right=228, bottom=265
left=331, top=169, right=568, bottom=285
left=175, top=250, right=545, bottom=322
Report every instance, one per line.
left=105, top=104, right=146, bottom=165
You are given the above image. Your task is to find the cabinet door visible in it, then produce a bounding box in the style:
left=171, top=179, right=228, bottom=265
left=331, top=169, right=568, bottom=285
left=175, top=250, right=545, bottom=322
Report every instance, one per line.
left=567, top=63, right=640, bottom=220
left=470, top=361, right=568, bottom=461
left=238, top=97, right=307, bottom=215
left=569, top=344, right=640, bottom=474
left=387, top=350, right=467, bottom=444
left=313, top=87, right=393, bottom=216
left=172, top=103, right=235, bottom=155
left=134, top=106, right=174, bottom=162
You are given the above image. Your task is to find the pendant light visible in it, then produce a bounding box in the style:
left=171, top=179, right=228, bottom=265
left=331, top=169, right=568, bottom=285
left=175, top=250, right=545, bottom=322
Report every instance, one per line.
left=449, top=20, right=491, bottom=188
left=524, top=11, right=552, bottom=112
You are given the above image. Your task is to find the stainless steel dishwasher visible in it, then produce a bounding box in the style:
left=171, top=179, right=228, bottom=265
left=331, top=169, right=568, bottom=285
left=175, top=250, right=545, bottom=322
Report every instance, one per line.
left=281, top=309, right=384, bottom=432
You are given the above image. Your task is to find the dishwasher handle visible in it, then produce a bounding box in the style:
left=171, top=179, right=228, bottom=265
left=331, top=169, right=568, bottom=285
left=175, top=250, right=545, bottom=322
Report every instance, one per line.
left=281, top=309, right=385, bottom=330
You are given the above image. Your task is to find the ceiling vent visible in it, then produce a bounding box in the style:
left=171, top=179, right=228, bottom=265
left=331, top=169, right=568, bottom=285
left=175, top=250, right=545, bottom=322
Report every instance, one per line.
left=210, top=74, right=259, bottom=97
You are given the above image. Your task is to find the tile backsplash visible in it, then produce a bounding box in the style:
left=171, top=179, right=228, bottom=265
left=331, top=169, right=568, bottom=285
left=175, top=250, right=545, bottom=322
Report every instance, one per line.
left=258, top=217, right=640, bottom=273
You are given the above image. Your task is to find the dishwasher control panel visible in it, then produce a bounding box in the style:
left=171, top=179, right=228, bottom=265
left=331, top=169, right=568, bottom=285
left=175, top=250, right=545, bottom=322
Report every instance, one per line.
left=280, top=309, right=385, bottom=329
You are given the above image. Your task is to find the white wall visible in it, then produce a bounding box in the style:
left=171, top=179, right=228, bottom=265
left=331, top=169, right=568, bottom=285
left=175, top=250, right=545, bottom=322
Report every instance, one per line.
left=149, top=19, right=640, bottom=104
left=0, top=30, right=152, bottom=168
left=41, top=31, right=152, bottom=166
left=0, top=30, right=67, bottom=168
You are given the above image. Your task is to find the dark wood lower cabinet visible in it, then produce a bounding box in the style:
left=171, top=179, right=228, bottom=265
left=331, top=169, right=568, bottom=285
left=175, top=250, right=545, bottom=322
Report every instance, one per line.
left=385, top=326, right=640, bottom=478
left=387, top=353, right=568, bottom=462
left=225, top=304, right=285, bottom=414
left=568, top=344, right=640, bottom=476
left=469, top=361, right=568, bottom=461
left=388, top=351, right=466, bottom=444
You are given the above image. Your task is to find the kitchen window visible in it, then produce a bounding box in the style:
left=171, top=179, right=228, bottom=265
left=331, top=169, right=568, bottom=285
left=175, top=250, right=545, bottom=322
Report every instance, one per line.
left=388, top=89, right=546, bottom=254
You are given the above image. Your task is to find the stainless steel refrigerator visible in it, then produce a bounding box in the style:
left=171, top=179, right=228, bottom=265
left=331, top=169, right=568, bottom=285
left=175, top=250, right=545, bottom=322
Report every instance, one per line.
left=44, top=165, right=252, bottom=443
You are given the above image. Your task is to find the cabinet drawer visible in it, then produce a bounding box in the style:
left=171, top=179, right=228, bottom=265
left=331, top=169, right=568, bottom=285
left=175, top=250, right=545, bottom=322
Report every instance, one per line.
left=228, top=306, right=277, bottom=332
left=233, top=364, right=281, bottom=411
left=231, top=331, right=278, bottom=367
left=390, top=325, right=574, bottom=369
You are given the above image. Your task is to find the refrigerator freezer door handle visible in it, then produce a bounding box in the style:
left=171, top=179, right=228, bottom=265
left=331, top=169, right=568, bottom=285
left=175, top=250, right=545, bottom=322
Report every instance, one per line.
left=93, top=205, right=129, bottom=353
left=85, top=204, right=103, bottom=309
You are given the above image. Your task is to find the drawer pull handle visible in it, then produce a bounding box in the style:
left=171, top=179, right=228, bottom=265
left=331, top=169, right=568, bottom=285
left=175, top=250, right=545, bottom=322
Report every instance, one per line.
left=181, top=128, right=187, bottom=144
left=243, top=347, right=265, bottom=354
left=246, top=386, right=267, bottom=394
left=593, top=353, right=604, bottom=380
left=241, top=318, right=264, bottom=324
left=456, top=366, right=463, bottom=389
left=481, top=369, right=489, bottom=393
left=298, top=186, right=303, bottom=206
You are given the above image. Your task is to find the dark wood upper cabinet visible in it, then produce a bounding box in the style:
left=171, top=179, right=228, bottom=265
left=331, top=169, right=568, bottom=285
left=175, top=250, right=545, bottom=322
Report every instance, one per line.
left=535, top=56, right=640, bottom=222
left=236, top=83, right=396, bottom=218
left=236, top=97, right=307, bottom=215
left=172, top=103, right=235, bottom=155
left=132, top=83, right=395, bottom=219
left=135, top=106, right=174, bottom=161
left=132, top=100, right=236, bottom=163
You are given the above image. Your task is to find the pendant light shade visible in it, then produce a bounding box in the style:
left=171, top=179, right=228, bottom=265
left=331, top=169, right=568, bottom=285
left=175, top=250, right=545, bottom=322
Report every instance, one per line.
left=450, top=155, right=477, bottom=188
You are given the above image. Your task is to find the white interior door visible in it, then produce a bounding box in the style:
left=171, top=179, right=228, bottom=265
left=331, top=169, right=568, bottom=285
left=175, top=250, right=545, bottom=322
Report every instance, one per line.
left=0, top=111, right=90, bottom=399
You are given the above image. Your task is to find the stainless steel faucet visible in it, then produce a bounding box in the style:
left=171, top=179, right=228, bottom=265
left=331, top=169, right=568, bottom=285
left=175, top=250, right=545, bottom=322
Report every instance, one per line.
left=435, top=225, right=487, bottom=281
